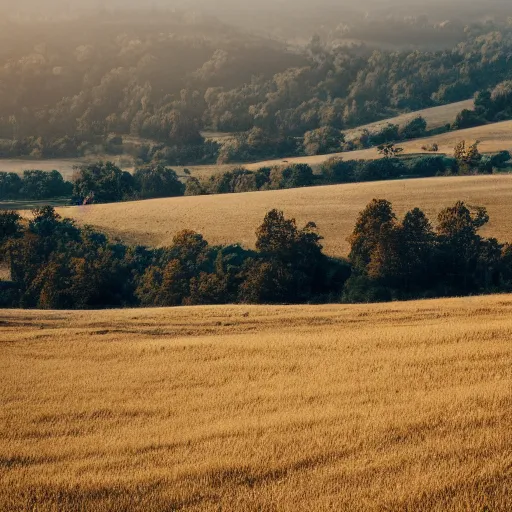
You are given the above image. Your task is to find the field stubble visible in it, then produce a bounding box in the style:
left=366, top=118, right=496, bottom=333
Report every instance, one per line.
left=0, top=296, right=511, bottom=510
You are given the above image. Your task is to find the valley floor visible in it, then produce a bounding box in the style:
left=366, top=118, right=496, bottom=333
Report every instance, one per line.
left=1, top=296, right=511, bottom=511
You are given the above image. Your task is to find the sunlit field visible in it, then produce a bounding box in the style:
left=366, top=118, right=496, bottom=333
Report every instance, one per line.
left=50, top=174, right=512, bottom=256
left=236, top=119, right=512, bottom=172
left=0, top=295, right=510, bottom=511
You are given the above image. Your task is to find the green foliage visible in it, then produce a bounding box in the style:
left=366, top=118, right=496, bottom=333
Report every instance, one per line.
left=372, top=124, right=400, bottom=145
left=2, top=14, right=512, bottom=165
left=345, top=199, right=512, bottom=301
left=217, top=129, right=300, bottom=165
left=72, top=162, right=135, bottom=204
left=348, top=199, right=397, bottom=273
left=184, top=177, right=206, bottom=196
left=399, top=116, right=427, bottom=140
left=409, top=156, right=447, bottom=177
left=354, top=158, right=405, bottom=181
left=0, top=211, right=22, bottom=246
left=453, top=141, right=483, bottom=174
left=0, top=173, right=22, bottom=199
left=2, top=199, right=512, bottom=309
left=0, top=170, right=72, bottom=200
left=20, top=170, right=72, bottom=199
left=132, top=165, right=185, bottom=200
left=452, top=109, right=485, bottom=130
left=303, top=127, right=345, bottom=156
left=320, top=158, right=356, bottom=184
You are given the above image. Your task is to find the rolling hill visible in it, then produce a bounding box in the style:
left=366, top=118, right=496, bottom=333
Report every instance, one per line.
left=239, top=119, right=512, bottom=172
left=55, top=174, right=512, bottom=256
left=1, top=295, right=510, bottom=511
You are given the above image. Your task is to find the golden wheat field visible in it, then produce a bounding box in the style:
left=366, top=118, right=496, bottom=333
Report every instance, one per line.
left=53, top=175, right=512, bottom=256
left=0, top=296, right=511, bottom=511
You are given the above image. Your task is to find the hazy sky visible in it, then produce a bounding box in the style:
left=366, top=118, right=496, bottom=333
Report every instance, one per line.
left=2, top=0, right=510, bottom=20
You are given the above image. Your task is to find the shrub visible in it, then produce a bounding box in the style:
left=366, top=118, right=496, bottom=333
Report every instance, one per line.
left=399, top=116, right=427, bottom=140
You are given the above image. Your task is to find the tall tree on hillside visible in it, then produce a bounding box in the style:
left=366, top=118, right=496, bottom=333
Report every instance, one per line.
left=436, top=201, right=489, bottom=291
left=347, top=199, right=396, bottom=273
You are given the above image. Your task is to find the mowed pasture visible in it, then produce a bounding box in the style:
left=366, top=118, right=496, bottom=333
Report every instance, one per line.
left=0, top=296, right=511, bottom=511
left=54, top=175, right=512, bottom=256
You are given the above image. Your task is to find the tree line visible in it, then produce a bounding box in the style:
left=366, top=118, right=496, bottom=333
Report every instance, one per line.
left=0, top=170, right=72, bottom=200
left=454, top=80, right=512, bottom=130
left=2, top=200, right=512, bottom=309
left=0, top=164, right=184, bottom=204
left=2, top=146, right=510, bottom=204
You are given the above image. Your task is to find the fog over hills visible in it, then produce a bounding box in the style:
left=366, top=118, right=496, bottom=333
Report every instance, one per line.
left=3, top=0, right=511, bottom=18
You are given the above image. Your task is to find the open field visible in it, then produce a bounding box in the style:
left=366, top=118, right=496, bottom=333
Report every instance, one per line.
left=51, top=175, right=512, bottom=256
left=0, top=296, right=511, bottom=511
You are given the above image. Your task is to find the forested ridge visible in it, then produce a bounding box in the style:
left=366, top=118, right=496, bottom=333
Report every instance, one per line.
left=2, top=11, right=512, bottom=166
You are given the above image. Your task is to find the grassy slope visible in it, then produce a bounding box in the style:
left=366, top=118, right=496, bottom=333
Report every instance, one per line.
left=1, top=296, right=511, bottom=511
left=344, top=98, right=474, bottom=137
left=237, top=119, right=512, bottom=173
left=55, top=175, right=512, bottom=256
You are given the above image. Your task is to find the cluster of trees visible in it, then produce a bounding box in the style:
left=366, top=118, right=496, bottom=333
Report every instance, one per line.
left=185, top=164, right=314, bottom=196
left=2, top=200, right=512, bottom=309
left=0, top=207, right=349, bottom=308
left=185, top=149, right=511, bottom=197
left=0, top=170, right=72, bottom=200
left=217, top=117, right=430, bottom=164
left=0, top=164, right=185, bottom=203
left=454, top=80, right=512, bottom=130
left=3, top=145, right=510, bottom=205
left=0, top=135, right=123, bottom=159
left=0, top=11, right=304, bottom=164
left=2, top=13, right=512, bottom=165
left=344, top=199, right=512, bottom=302
left=72, top=163, right=185, bottom=204
left=202, top=27, right=512, bottom=137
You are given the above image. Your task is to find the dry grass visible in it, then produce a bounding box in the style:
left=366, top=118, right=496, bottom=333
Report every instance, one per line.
left=0, top=264, right=9, bottom=280
left=238, top=120, right=512, bottom=171
left=51, top=175, right=512, bottom=256
left=344, top=98, right=474, bottom=138
left=0, top=295, right=511, bottom=511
